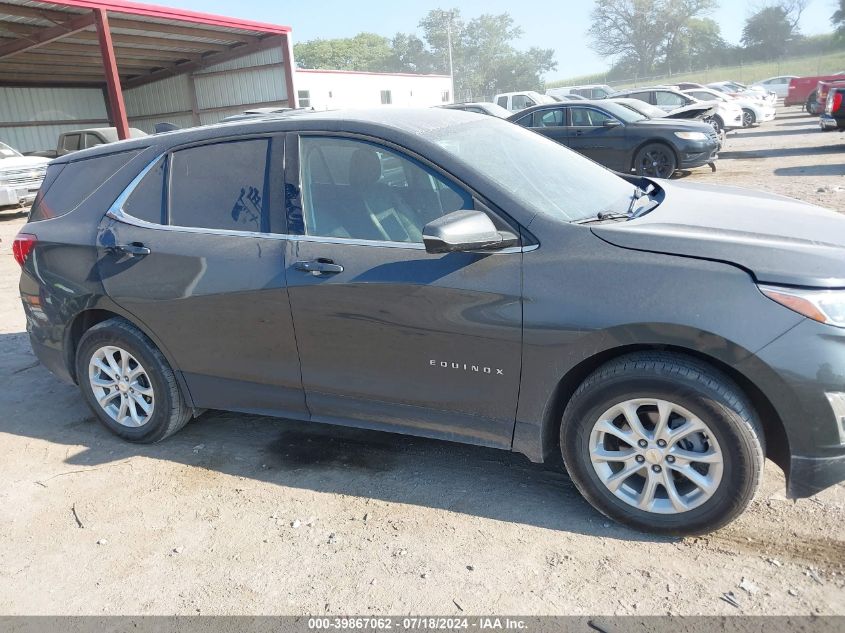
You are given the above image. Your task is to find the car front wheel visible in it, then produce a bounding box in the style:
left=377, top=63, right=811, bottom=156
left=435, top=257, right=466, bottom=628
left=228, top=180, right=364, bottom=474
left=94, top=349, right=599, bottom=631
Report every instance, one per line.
left=742, top=108, right=756, bottom=127
left=634, top=143, right=677, bottom=179
left=560, top=352, right=765, bottom=535
left=76, top=318, right=192, bottom=443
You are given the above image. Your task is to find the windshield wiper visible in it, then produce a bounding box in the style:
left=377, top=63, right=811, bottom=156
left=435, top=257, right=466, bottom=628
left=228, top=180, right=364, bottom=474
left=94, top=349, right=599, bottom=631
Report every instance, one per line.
left=574, top=185, right=653, bottom=225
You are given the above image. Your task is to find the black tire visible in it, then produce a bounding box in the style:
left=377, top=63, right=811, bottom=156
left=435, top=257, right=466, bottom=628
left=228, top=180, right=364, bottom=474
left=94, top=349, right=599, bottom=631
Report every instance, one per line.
left=633, top=143, right=677, bottom=179
left=560, top=352, right=765, bottom=535
left=706, top=116, right=722, bottom=135
left=742, top=108, right=756, bottom=127
left=76, top=317, right=191, bottom=443
left=805, top=93, right=817, bottom=115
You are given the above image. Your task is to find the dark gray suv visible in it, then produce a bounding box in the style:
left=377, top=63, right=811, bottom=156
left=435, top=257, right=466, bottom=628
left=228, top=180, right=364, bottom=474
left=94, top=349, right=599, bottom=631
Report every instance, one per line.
left=14, top=109, right=845, bottom=535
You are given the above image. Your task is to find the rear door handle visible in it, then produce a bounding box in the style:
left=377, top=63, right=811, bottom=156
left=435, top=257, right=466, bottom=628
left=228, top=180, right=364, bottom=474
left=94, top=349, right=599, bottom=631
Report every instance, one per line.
left=113, top=243, right=151, bottom=257
left=293, top=259, right=344, bottom=275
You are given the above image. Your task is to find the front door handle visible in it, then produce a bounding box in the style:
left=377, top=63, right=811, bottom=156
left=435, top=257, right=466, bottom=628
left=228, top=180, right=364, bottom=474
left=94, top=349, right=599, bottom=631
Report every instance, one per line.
left=113, top=243, right=151, bottom=257
left=293, top=259, right=344, bottom=275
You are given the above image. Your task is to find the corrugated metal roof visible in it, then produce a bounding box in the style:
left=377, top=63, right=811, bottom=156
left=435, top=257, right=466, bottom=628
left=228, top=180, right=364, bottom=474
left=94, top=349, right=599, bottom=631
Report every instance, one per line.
left=0, top=0, right=292, bottom=85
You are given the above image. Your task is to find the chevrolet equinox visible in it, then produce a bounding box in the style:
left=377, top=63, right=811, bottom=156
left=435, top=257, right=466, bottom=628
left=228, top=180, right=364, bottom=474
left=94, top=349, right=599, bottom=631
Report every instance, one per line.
left=15, top=109, right=845, bottom=535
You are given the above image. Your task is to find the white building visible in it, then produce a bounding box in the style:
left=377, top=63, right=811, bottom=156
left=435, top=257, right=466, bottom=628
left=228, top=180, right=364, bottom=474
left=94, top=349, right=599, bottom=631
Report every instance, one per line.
left=296, top=69, right=453, bottom=111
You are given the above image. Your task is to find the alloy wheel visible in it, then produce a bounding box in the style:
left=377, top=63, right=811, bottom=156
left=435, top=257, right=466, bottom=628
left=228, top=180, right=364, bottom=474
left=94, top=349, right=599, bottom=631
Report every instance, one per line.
left=638, top=148, right=674, bottom=178
left=588, top=398, right=724, bottom=514
left=88, top=345, right=155, bottom=427
left=742, top=110, right=754, bottom=127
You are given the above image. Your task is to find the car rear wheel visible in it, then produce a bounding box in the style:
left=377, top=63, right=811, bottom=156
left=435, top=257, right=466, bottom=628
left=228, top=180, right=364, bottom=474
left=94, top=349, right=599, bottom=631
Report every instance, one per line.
left=76, top=318, right=192, bottom=443
left=560, top=352, right=765, bottom=535
left=634, top=143, right=677, bottom=179
left=742, top=108, right=756, bottom=127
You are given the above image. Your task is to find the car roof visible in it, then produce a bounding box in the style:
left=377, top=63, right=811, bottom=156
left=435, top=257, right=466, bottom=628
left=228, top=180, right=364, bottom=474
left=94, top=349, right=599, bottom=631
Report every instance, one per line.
left=68, top=127, right=146, bottom=140
left=52, top=108, right=490, bottom=164
left=507, top=99, right=633, bottom=119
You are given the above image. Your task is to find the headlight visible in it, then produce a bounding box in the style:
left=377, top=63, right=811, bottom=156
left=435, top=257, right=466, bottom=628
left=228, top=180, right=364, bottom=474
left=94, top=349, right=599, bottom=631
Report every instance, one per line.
left=674, top=131, right=708, bottom=141
left=759, top=285, right=845, bottom=328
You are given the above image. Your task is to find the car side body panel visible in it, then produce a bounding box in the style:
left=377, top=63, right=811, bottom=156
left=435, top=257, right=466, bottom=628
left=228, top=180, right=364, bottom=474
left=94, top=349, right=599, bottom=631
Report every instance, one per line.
left=511, top=214, right=804, bottom=463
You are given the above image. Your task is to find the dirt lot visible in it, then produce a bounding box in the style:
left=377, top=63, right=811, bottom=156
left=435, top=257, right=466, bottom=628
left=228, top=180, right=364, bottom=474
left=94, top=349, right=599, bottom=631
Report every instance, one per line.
left=0, top=106, right=843, bottom=616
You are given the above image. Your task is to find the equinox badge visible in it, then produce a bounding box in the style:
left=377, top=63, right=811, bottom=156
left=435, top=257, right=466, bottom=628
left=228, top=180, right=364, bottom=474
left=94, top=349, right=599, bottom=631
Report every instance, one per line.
left=430, top=359, right=504, bottom=375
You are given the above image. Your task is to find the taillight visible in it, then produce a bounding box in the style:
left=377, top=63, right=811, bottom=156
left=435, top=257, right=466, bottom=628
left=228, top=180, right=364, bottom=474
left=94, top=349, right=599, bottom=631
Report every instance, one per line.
left=12, top=233, right=37, bottom=267
left=834, top=93, right=843, bottom=112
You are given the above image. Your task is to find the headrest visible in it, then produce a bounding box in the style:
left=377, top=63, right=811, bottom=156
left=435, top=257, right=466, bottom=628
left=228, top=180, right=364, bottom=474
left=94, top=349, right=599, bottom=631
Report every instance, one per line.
left=348, top=148, right=382, bottom=186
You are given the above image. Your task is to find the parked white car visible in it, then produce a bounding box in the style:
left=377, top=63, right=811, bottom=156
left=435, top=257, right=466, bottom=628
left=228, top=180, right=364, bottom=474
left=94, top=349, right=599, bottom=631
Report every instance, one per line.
left=750, top=75, right=797, bottom=99
left=493, top=91, right=556, bottom=113
left=612, top=87, right=744, bottom=132
left=683, top=87, right=776, bottom=127
left=708, top=81, right=777, bottom=105
left=547, top=84, right=614, bottom=100
left=0, top=141, right=48, bottom=211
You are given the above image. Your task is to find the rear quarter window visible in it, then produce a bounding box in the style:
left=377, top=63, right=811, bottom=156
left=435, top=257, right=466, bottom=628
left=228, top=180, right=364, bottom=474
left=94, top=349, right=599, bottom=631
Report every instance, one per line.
left=123, top=156, right=166, bottom=224
left=28, top=150, right=140, bottom=222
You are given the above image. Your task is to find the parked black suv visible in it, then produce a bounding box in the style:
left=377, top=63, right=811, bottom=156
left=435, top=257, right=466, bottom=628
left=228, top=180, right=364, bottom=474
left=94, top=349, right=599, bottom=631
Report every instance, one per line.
left=15, top=109, right=845, bottom=535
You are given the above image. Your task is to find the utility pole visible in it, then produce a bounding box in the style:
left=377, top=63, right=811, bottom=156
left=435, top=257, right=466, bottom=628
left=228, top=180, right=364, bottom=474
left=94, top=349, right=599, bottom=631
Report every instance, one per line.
left=446, top=11, right=455, bottom=103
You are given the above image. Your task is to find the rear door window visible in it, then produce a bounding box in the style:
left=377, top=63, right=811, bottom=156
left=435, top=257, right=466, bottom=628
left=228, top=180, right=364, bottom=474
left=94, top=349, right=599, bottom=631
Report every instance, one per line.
left=168, top=140, right=269, bottom=233
left=655, top=91, right=687, bottom=107
left=61, top=134, right=81, bottom=152
left=532, top=109, right=565, bottom=127
left=85, top=133, right=105, bottom=149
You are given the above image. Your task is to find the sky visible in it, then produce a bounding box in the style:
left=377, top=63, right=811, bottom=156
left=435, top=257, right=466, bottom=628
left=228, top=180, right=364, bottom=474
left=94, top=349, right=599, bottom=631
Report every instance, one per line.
left=162, top=0, right=841, bottom=80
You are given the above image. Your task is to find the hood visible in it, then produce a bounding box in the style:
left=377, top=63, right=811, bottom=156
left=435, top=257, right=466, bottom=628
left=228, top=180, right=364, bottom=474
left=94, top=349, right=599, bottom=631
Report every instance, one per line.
left=664, top=103, right=717, bottom=119
left=633, top=118, right=715, bottom=132
left=0, top=154, right=49, bottom=170
left=592, top=179, right=845, bottom=288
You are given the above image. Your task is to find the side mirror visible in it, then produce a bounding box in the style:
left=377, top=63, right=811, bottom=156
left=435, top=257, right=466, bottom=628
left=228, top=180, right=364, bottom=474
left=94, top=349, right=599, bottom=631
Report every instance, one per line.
left=423, top=209, right=518, bottom=254
left=603, top=119, right=622, bottom=127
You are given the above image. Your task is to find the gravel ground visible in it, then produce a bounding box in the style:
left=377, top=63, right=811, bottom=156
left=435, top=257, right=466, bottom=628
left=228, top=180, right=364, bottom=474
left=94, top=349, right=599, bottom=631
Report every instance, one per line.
left=0, top=106, right=843, bottom=616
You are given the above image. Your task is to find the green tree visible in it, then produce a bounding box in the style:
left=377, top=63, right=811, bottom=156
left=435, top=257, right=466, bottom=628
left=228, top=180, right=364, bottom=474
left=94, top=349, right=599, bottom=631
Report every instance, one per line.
left=741, top=6, right=795, bottom=59
left=294, top=33, right=394, bottom=71
left=587, top=0, right=718, bottom=77
left=387, top=33, right=437, bottom=73
left=293, top=9, right=555, bottom=100
left=418, top=9, right=556, bottom=99
left=668, top=18, right=730, bottom=72
left=834, top=0, right=845, bottom=35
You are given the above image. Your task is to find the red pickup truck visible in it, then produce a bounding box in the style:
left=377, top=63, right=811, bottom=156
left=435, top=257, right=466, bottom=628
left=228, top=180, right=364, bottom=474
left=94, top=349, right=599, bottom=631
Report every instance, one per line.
left=785, top=74, right=845, bottom=109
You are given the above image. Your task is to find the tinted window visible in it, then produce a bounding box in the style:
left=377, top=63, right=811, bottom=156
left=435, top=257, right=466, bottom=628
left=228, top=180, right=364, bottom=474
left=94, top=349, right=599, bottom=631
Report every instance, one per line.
left=300, top=136, right=473, bottom=243
left=61, top=134, right=81, bottom=152
left=28, top=150, right=140, bottom=222
left=512, top=95, right=534, bottom=110
left=497, top=96, right=508, bottom=108
left=570, top=107, right=615, bottom=126
left=85, top=133, right=104, bottom=148
left=169, top=140, right=268, bottom=232
left=123, top=156, right=165, bottom=224
left=532, top=109, right=565, bottom=127
left=626, top=91, right=651, bottom=103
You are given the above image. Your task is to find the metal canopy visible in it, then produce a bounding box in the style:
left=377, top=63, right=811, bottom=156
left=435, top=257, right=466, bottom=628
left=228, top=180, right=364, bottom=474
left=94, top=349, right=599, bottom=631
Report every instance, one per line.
left=0, top=0, right=297, bottom=137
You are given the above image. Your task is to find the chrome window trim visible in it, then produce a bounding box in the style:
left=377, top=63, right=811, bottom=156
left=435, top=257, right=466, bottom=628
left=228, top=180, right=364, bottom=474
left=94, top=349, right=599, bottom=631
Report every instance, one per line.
left=107, top=153, right=537, bottom=254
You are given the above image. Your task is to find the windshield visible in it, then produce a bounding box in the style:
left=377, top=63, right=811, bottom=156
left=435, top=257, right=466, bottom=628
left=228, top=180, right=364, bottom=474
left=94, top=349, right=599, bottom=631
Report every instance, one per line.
left=430, top=118, right=636, bottom=223
left=482, top=103, right=514, bottom=118
left=0, top=141, right=22, bottom=159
